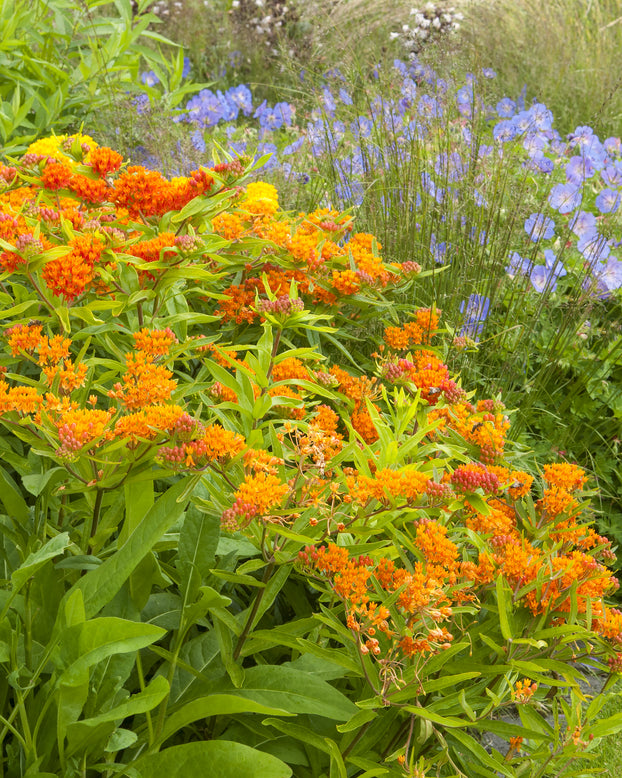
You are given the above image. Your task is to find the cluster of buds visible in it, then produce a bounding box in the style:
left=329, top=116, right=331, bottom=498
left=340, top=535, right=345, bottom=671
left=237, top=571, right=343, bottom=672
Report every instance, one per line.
left=256, top=295, right=304, bottom=317
left=391, top=3, right=464, bottom=56
left=439, top=378, right=466, bottom=403
left=221, top=498, right=258, bottom=531
left=607, top=653, right=622, bottom=673
left=382, top=358, right=415, bottom=382
left=450, top=463, right=500, bottom=494
left=425, top=479, right=454, bottom=502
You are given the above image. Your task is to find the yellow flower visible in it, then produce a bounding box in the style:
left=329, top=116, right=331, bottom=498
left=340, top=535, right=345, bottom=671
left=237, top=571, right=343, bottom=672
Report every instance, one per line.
left=26, top=133, right=98, bottom=164
left=243, top=182, right=279, bottom=217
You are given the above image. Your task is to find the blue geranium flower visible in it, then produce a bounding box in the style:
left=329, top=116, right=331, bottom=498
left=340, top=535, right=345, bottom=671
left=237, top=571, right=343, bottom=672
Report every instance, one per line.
left=595, top=188, right=621, bottom=214
left=548, top=183, right=582, bottom=214
left=578, top=231, right=611, bottom=263
left=506, top=251, right=533, bottom=278
left=569, top=210, right=597, bottom=237
left=226, top=84, right=253, bottom=116
left=524, top=213, right=555, bottom=242
left=459, top=294, right=490, bottom=338
left=141, top=70, right=159, bottom=87
left=496, top=97, right=516, bottom=118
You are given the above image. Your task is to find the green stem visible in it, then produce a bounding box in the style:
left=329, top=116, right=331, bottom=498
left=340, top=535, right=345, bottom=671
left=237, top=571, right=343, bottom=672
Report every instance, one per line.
left=135, top=652, right=154, bottom=746
left=233, top=560, right=276, bottom=661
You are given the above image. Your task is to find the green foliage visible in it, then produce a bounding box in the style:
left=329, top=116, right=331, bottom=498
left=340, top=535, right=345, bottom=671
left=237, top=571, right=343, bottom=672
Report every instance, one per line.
left=0, top=0, right=191, bottom=155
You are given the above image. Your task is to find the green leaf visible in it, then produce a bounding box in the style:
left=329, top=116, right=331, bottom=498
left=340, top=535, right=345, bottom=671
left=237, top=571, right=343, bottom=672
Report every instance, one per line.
left=155, top=694, right=293, bottom=747
left=449, top=729, right=515, bottom=778
left=67, top=676, right=169, bottom=754
left=12, top=533, right=70, bottom=594
left=0, top=464, right=30, bottom=523
left=212, top=665, right=358, bottom=721
left=64, top=477, right=195, bottom=619
left=57, top=617, right=166, bottom=686
left=495, top=575, right=513, bottom=641
left=22, top=467, right=65, bottom=497
left=177, top=505, right=219, bottom=599
left=402, top=705, right=468, bottom=728
left=588, top=710, right=622, bottom=738
left=130, top=741, right=292, bottom=778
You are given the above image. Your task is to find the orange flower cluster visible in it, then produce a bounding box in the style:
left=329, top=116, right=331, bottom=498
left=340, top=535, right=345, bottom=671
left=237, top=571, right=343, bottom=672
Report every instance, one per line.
left=299, top=544, right=456, bottom=661
left=42, top=233, right=106, bottom=302
left=109, top=350, right=177, bottom=410
left=383, top=309, right=440, bottom=349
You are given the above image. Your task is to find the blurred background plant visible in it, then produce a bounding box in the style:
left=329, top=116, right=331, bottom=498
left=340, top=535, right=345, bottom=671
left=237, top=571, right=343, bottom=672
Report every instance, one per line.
left=0, top=0, right=196, bottom=156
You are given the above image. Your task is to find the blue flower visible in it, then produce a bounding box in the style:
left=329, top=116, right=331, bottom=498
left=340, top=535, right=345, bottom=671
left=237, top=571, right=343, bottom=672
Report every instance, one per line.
left=350, top=116, right=373, bottom=138
left=226, top=85, right=253, bottom=116
left=601, top=163, right=622, bottom=187
left=528, top=103, right=553, bottom=131
left=578, top=232, right=611, bottom=263
left=530, top=264, right=557, bottom=293
left=254, top=101, right=293, bottom=131
left=569, top=210, right=597, bottom=238
left=544, top=249, right=566, bottom=279
left=493, top=120, right=518, bottom=143
left=482, top=68, right=496, bottom=78
left=595, top=188, right=621, bottom=214
left=133, top=93, right=150, bottom=115
left=190, top=129, right=205, bottom=153
left=459, top=294, right=490, bottom=338
left=524, top=213, right=555, bottom=242
left=338, top=88, right=353, bottom=106
left=417, top=94, right=442, bottom=120
left=566, top=156, right=595, bottom=185
left=604, top=137, right=622, bottom=157
left=595, top=256, right=622, bottom=291
left=141, top=70, right=159, bottom=87
left=548, top=183, right=582, bottom=214
left=430, top=233, right=447, bottom=264
left=496, top=97, right=516, bottom=118
left=506, top=251, right=532, bottom=278
left=282, top=137, right=305, bottom=156
left=321, top=87, right=337, bottom=117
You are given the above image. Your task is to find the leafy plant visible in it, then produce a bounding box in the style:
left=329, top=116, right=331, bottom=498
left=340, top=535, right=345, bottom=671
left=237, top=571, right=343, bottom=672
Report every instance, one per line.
left=0, top=0, right=194, bottom=155
left=0, top=136, right=621, bottom=777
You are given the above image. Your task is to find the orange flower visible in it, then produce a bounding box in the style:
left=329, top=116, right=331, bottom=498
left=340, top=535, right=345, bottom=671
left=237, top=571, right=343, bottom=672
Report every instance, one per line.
left=87, top=146, right=124, bottom=177
left=56, top=408, right=114, bottom=452
left=132, top=328, right=178, bottom=356
left=232, top=471, right=289, bottom=515
left=109, top=351, right=177, bottom=410
left=41, top=161, right=72, bottom=191
left=543, top=463, right=587, bottom=491
left=6, top=323, right=44, bottom=355
left=42, top=233, right=105, bottom=301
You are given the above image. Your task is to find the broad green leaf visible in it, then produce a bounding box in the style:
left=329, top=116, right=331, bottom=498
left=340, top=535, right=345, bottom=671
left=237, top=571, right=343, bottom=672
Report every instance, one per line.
left=177, top=505, right=219, bottom=598
left=67, top=676, right=169, bottom=755
left=12, top=533, right=70, bottom=594
left=57, top=617, right=166, bottom=686
left=211, top=665, right=358, bottom=721
left=155, top=694, right=293, bottom=747
left=65, top=477, right=195, bottom=619
left=130, top=741, right=292, bottom=778
left=0, top=464, right=30, bottom=522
